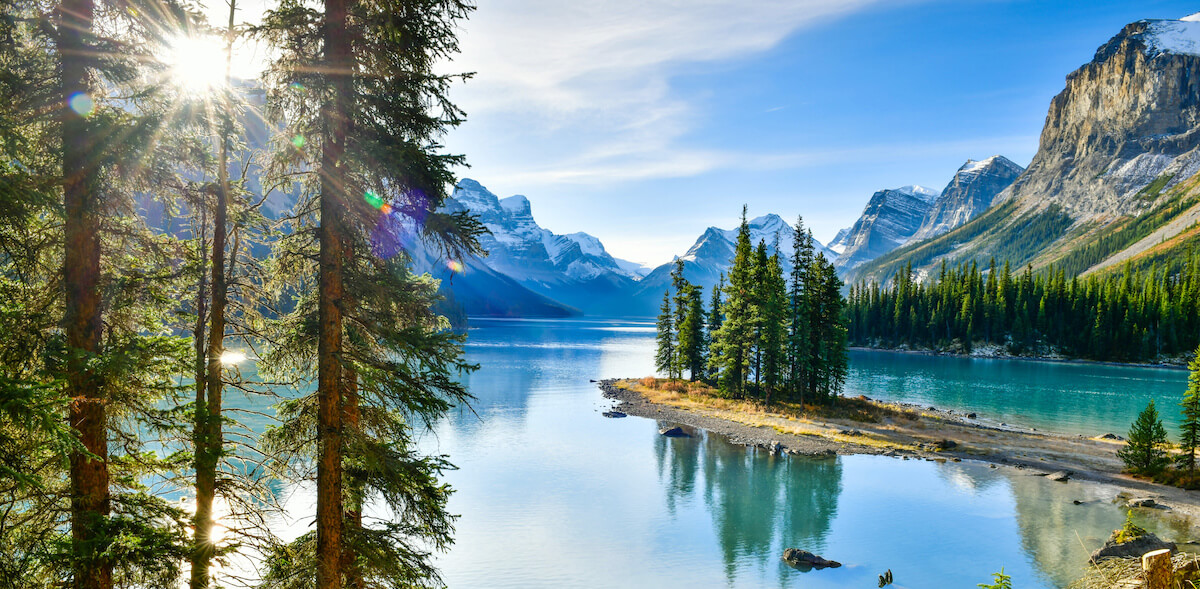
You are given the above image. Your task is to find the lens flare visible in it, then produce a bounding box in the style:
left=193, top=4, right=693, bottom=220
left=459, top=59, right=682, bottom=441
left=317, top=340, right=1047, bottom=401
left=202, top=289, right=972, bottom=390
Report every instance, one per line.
left=364, top=190, right=383, bottom=209
left=68, top=92, right=94, bottom=116
left=291, top=135, right=305, bottom=149
left=447, top=259, right=464, bottom=273
left=162, top=34, right=227, bottom=94
left=219, top=350, right=246, bottom=365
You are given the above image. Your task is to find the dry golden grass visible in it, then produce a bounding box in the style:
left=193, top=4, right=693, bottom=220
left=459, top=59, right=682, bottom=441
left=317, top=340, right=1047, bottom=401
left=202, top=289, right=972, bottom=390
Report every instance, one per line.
left=1067, top=552, right=1200, bottom=589
left=621, top=378, right=924, bottom=451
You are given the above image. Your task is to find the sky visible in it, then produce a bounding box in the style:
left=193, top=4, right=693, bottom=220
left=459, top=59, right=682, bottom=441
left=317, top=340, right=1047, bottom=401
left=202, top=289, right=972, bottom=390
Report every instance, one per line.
left=208, top=0, right=1200, bottom=269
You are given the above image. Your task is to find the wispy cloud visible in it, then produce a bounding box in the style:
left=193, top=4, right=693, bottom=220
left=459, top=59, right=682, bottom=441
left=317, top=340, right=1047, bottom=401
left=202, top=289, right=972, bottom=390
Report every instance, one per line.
left=448, top=0, right=898, bottom=190
left=483, top=135, right=1039, bottom=187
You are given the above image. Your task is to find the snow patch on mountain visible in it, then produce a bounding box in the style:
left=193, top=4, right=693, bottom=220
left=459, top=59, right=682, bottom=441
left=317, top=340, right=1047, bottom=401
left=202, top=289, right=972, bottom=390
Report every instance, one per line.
left=1142, top=18, right=1200, bottom=57
left=442, top=179, right=643, bottom=313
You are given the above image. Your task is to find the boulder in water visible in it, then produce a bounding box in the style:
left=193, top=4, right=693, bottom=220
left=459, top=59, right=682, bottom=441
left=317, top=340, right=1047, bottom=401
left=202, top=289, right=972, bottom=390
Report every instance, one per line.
left=1048, top=470, right=1071, bottom=482
left=659, top=426, right=690, bottom=437
left=782, top=548, right=841, bottom=570
left=602, top=411, right=626, bottom=418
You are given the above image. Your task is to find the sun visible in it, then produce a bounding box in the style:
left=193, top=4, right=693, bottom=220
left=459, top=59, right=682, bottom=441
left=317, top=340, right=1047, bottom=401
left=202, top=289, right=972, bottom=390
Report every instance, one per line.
left=163, top=34, right=229, bottom=93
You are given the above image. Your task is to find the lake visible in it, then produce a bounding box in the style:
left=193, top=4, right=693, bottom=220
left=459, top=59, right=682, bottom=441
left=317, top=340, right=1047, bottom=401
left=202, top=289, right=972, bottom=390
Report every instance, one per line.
left=414, top=317, right=1189, bottom=588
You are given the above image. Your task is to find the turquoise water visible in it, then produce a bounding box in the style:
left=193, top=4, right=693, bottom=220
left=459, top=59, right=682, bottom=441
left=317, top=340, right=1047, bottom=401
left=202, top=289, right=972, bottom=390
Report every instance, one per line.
left=418, top=318, right=1189, bottom=588
left=845, top=349, right=1188, bottom=437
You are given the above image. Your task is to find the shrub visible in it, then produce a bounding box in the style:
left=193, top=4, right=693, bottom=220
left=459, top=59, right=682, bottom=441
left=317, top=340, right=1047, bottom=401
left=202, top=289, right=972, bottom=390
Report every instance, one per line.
left=639, top=376, right=658, bottom=389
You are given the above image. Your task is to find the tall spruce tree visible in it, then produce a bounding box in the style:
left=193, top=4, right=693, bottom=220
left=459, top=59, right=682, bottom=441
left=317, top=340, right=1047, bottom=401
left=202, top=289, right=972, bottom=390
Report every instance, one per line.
left=712, top=208, right=754, bottom=398
left=678, top=286, right=706, bottom=381
left=761, top=251, right=788, bottom=404
left=655, top=292, right=676, bottom=378
left=670, top=259, right=689, bottom=380
left=256, top=0, right=481, bottom=585
left=706, top=275, right=724, bottom=382
left=750, top=242, right=770, bottom=397
left=1180, top=345, right=1200, bottom=472
left=787, top=218, right=814, bottom=404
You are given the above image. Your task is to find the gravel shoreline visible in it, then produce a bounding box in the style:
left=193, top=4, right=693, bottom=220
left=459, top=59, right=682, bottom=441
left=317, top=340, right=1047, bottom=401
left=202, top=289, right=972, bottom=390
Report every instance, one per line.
left=597, top=378, right=1200, bottom=534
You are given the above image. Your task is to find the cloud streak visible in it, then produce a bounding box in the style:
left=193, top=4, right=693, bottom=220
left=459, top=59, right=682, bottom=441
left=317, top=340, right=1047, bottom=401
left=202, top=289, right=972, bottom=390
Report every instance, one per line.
left=448, top=0, right=899, bottom=190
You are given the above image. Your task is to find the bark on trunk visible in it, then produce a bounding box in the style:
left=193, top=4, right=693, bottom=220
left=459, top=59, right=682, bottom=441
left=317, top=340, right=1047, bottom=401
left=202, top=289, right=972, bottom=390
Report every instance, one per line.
left=61, top=0, right=110, bottom=586
left=190, top=6, right=236, bottom=585
left=317, top=0, right=351, bottom=582
left=342, top=365, right=363, bottom=589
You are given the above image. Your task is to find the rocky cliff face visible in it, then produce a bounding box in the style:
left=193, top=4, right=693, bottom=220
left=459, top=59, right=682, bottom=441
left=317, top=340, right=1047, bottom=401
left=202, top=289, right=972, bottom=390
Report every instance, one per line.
left=911, top=155, right=1024, bottom=241
left=830, top=186, right=938, bottom=270
left=1001, top=15, right=1200, bottom=219
left=844, top=14, right=1200, bottom=285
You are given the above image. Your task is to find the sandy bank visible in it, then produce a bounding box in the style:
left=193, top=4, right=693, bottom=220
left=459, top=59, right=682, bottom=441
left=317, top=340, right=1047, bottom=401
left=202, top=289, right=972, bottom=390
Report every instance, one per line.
left=599, top=378, right=1200, bottom=535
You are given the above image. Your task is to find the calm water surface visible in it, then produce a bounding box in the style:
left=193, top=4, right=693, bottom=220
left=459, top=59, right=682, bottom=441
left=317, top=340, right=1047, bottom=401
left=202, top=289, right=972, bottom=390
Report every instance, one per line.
left=420, top=318, right=1189, bottom=588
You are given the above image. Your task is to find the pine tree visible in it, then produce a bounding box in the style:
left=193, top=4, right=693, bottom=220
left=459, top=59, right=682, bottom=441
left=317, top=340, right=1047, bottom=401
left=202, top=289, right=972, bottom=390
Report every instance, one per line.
left=1119, top=399, right=1171, bottom=475
left=676, top=285, right=706, bottom=381
left=257, top=0, right=480, bottom=585
left=656, top=292, right=676, bottom=378
left=750, top=241, right=770, bottom=397
left=670, top=259, right=689, bottom=380
left=713, top=208, right=755, bottom=398
left=761, top=251, right=788, bottom=404
left=706, top=275, right=724, bottom=382
left=1179, top=345, right=1200, bottom=472
left=787, top=218, right=814, bottom=403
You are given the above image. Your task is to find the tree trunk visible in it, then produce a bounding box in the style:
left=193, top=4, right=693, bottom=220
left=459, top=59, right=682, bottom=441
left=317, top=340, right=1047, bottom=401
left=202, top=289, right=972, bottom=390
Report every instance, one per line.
left=317, top=0, right=351, bottom=582
left=342, top=364, right=363, bottom=589
left=190, top=204, right=211, bottom=589
left=190, top=5, right=237, bottom=586
left=61, top=0, right=110, bottom=586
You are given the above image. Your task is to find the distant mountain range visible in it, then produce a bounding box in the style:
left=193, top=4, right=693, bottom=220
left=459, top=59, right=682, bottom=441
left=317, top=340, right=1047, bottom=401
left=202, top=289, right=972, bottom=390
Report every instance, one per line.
left=420, top=13, right=1200, bottom=320
left=844, top=12, right=1200, bottom=284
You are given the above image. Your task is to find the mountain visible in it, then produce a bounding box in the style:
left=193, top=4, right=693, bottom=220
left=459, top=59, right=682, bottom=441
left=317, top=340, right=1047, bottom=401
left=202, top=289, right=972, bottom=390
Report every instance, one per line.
left=846, top=14, right=1200, bottom=284
left=439, top=179, right=642, bottom=315
left=829, top=185, right=939, bottom=271
left=910, top=155, right=1024, bottom=241
left=629, top=214, right=836, bottom=316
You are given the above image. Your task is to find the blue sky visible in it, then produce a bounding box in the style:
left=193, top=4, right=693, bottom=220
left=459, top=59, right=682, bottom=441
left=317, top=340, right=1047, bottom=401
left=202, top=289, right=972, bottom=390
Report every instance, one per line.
left=440, top=0, right=1200, bottom=268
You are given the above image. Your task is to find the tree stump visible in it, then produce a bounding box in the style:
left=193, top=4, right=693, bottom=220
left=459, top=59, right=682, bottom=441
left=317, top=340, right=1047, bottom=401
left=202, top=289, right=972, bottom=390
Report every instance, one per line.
left=1142, top=548, right=1172, bottom=589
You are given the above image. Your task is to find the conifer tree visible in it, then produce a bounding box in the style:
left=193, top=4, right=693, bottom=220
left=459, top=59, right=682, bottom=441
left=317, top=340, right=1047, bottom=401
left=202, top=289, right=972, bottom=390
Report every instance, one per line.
left=712, top=208, right=754, bottom=398
left=256, top=0, right=481, bottom=585
left=761, top=251, right=788, bottom=404
left=1179, top=345, right=1200, bottom=472
left=787, top=218, right=814, bottom=403
left=750, top=241, right=770, bottom=396
left=1119, top=399, right=1171, bottom=475
left=706, top=275, right=724, bottom=382
left=656, top=292, right=676, bottom=379
left=670, top=259, right=689, bottom=379
left=676, top=286, right=706, bottom=381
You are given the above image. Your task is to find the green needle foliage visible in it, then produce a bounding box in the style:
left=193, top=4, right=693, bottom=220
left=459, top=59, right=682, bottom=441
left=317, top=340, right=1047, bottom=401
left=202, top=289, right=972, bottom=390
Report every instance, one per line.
left=653, top=209, right=848, bottom=404
left=1119, top=399, right=1171, bottom=475
left=1179, top=344, right=1200, bottom=472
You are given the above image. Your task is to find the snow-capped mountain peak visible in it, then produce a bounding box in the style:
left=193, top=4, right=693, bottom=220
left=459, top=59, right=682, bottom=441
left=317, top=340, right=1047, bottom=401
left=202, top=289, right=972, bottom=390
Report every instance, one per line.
left=441, top=179, right=643, bottom=313
left=895, top=185, right=940, bottom=200
left=1140, top=17, right=1200, bottom=57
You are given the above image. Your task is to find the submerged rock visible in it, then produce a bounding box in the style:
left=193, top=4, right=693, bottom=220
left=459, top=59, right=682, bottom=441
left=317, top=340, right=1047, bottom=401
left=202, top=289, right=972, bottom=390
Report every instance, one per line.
left=1099, top=433, right=1126, bottom=441
left=602, top=411, right=627, bottom=418
left=782, top=548, right=841, bottom=570
left=1126, top=497, right=1158, bottom=508
left=659, top=426, right=690, bottom=437
left=1090, top=532, right=1176, bottom=562
left=1048, top=470, right=1072, bottom=482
